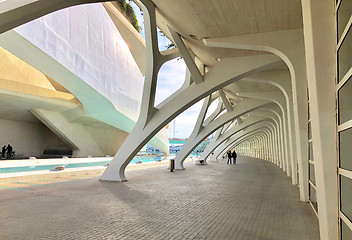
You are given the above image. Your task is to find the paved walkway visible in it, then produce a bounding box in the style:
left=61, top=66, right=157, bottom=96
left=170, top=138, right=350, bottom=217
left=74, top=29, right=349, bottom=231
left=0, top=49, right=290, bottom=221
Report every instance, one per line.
left=0, top=157, right=319, bottom=240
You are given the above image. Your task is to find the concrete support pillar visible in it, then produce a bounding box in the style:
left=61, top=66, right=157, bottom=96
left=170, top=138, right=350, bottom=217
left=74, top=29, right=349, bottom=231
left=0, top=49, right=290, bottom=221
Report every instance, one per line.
left=232, top=131, right=269, bottom=160
left=174, top=99, right=270, bottom=169
left=251, top=109, right=286, bottom=171
left=238, top=90, right=296, bottom=183
left=200, top=116, right=267, bottom=162
left=218, top=125, right=272, bottom=160
left=302, top=0, right=338, bottom=239
left=205, top=29, right=309, bottom=198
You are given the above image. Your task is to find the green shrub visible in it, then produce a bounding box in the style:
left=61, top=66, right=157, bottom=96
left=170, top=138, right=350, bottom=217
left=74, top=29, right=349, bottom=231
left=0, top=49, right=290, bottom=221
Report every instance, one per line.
left=113, top=0, right=140, bottom=32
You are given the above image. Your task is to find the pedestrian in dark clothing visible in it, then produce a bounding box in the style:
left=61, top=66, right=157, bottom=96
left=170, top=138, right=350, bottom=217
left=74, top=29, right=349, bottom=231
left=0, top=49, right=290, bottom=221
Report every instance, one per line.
left=6, top=144, right=13, bottom=159
left=1, top=146, right=6, bottom=158
left=232, top=150, right=237, bottom=164
left=227, top=150, right=232, bottom=164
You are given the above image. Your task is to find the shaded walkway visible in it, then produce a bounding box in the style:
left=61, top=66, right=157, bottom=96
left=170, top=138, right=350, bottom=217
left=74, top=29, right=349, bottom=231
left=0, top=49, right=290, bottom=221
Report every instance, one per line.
left=0, top=157, right=319, bottom=239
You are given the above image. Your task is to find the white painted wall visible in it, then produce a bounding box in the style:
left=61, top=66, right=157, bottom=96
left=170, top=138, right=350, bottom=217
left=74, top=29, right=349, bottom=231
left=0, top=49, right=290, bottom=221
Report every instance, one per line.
left=14, top=3, right=143, bottom=122
left=84, top=125, right=128, bottom=156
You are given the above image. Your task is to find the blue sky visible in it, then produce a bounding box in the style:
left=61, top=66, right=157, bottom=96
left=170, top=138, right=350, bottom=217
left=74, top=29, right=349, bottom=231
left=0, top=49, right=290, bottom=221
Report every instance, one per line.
left=131, top=2, right=207, bottom=139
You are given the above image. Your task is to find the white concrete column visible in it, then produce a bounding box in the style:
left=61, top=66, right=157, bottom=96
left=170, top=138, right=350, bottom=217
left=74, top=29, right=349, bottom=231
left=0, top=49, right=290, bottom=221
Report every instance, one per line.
left=174, top=99, right=270, bottom=169
left=240, top=91, right=296, bottom=183
left=208, top=117, right=269, bottom=161
left=251, top=109, right=286, bottom=172
left=245, top=71, right=309, bottom=199
left=302, top=0, right=338, bottom=239
left=201, top=116, right=267, bottom=161
left=218, top=125, right=273, bottom=159
left=205, top=30, right=309, bottom=194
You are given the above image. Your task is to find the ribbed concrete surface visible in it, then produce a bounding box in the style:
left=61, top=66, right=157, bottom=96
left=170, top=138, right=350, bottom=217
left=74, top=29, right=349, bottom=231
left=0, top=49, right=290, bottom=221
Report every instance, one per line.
left=0, top=157, right=319, bottom=240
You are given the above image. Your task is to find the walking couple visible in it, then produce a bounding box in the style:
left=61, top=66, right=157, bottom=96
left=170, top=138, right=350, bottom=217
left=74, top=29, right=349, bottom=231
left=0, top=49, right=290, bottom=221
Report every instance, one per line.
left=227, top=150, right=237, bottom=164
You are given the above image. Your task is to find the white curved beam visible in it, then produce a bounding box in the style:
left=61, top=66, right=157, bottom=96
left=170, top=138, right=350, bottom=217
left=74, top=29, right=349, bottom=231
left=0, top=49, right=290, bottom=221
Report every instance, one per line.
left=251, top=107, right=287, bottom=172
left=173, top=98, right=270, bottom=170
left=249, top=113, right=281, bottom=166
left=101, top=47, right=280, bottom=180
left=243, top=71, right=309, bottom=200
left=237, top=90, right=297, bottom=184
left=168, top=26, right=203, bottom=84
left=204, top=29, right=308, bottom=192
left=200, top=115, right=268, bottom=161
left=221, top=123, right=275, bottom=161
left=216, top=124, right=273, bottom=160
left=234, top=132, right=270, bottom=160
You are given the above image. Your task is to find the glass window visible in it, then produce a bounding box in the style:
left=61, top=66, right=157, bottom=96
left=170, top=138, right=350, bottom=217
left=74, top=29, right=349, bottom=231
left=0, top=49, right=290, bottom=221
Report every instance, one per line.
left=339, top=128, right=352, bottom=171
left=340, top=175, right=352, bottom=222
left=309, top=142, right=314, bottom=161
left=341, top=218, right=352, bottom=240
left=308, top=121, right=312, bottom=140
left=337, top=0, right=352, bottom=40
left=338, top=77, right=352, bottom=124
left=309, top=184, right=318, bottom=213
left=309, top=163, right=316, bottom=185
left=338, top=28, right=352, bottom=82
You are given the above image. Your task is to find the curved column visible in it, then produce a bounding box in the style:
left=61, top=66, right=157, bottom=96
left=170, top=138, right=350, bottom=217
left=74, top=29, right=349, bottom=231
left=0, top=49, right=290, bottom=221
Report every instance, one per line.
left=238, top=92, right=293, bottom=179
left=251, top=111, right=283, bottom=168
left=228, top=127, right=273, bottom=161
left=100, top=0, right=280, bottom=181
left=269, top=124, right=279, bottom=165
left=260, top=125, right=278, bottom=164
left=223, top=122, right=277, bottom=165
left=251, top=120, right=277, bottom=164
left=235, top=132, right=269, bottom=160
left=236, top=132, right=264, bottom=159
left=204, top=30, right=308, bottom=196
left=256, top=132, right=269, bottom=160
left=200, top=115, right=268, bottom=162
left=250, top=110, right=284, bottom=167
left=174, top=98, right=270, bottom=170
left=252, top=129, right=272, bottom=160
left=216, top=123, right=273, bottom=160
left=257, top=137, right=262, bottom=159
left=258, top=130, right=271, bottom=161
left=229, top=130, right=270, bottom=160
left=249, top=114, right=280, bottom=166
left=244, top=70, right=308, bottom=194
left=254, top=107, right=288, bottom=172
left=216, top=122, right=275, bottom=162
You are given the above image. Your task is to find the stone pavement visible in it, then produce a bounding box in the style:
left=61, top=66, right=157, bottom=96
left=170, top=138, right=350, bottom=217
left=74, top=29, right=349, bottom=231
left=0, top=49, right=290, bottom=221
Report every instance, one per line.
left=0, top=157, right=319, bottom=240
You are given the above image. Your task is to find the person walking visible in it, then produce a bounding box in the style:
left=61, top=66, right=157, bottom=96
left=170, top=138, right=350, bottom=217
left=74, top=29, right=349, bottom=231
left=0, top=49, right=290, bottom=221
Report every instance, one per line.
left=232, top=150, right=237, bottom=164
left=6, top=144, right=13, bottom=159
left=227, top=150, right=232, bottom=164
left=1, top=145, right=6, bottom=159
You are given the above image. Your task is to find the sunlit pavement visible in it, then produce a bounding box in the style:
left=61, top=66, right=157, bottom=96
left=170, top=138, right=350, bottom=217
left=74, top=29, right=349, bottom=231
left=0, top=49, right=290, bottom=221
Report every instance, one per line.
left=0, top=157, right=319, bottom=240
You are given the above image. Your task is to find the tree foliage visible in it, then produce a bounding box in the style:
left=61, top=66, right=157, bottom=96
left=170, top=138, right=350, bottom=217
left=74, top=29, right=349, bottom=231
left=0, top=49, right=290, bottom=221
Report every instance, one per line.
left=114, top=0, right=140, bottom=32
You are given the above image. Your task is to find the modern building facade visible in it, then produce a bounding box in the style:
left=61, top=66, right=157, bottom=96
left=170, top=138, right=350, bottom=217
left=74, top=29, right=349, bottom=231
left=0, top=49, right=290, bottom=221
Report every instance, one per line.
left=0, top=0, right=350, bottom=239
left=0, top=2, right=169, bottom=158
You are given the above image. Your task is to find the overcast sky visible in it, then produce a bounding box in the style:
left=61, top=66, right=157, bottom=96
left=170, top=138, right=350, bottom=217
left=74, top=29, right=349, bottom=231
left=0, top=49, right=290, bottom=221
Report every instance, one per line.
left=131, top=3, right=208, bottom=139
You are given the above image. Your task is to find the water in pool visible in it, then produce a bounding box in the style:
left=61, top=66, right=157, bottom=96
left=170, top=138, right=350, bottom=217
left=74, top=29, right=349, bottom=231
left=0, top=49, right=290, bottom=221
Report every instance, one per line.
left=0, top=155, right=163, bottom=174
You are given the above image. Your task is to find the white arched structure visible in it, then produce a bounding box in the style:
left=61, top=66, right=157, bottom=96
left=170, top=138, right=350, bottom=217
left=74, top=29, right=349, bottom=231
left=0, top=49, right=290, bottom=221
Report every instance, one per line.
left=0, top=1, right=345, bottom=239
